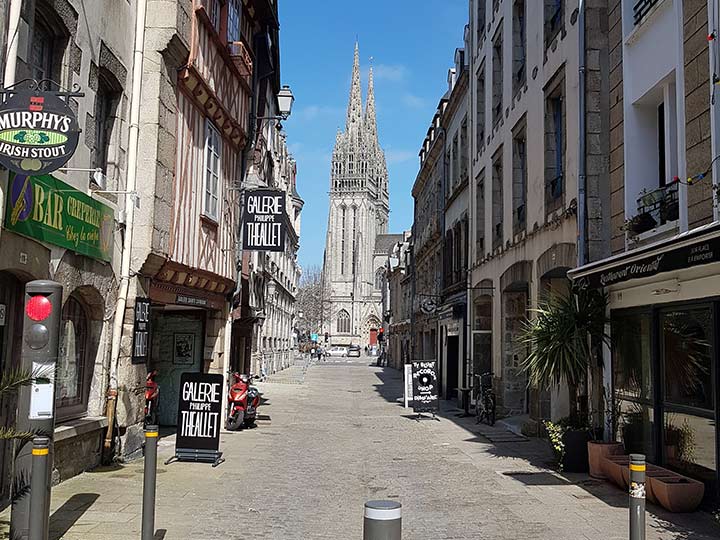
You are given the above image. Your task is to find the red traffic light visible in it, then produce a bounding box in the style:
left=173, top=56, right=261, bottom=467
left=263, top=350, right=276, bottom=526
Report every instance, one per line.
left=26, top=295, right=53, bottom=321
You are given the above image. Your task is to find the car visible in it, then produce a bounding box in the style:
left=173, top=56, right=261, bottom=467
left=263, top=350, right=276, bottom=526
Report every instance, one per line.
left=326, top=346, right=348, bottom=357
left=347, top=344, right=361, bottom=357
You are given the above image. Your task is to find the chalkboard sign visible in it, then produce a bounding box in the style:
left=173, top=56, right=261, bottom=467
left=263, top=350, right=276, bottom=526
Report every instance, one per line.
left=166, top=372, right=224, bottom=466
left=131, top=297, right=151, bottom=364
left=411, top=361, right=439, bottom=413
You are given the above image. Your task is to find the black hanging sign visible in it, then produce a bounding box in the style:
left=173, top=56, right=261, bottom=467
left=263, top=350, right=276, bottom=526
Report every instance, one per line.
left=0, top=91, right=80, bottom=176
left=242, top=189, right=287, bottom=252
left=411, top=361, right=439, bottom=413
left=165, top=372, right=224, bottom=467
left=131, top=297, right=151, bottom=365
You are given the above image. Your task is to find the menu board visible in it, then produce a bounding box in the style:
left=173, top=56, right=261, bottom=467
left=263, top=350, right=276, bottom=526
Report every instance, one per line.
left=411, top=361, right=439, bottom=413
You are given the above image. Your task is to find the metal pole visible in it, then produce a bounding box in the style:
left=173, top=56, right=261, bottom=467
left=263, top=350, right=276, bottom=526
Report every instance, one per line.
left=28, top=437, right=50, bottom=540
left=364, top=500, right=401, bottom=540
left=141, top=425, right=159, bottom=540
left=629, top=453, right=646, bottom=540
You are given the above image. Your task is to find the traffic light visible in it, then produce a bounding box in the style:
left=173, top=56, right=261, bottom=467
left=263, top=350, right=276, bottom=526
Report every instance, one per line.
left=324, top=332, right=329, bottom=342
left=11, top=280, right=63, bottom=536
left=378, top=327, right=385, bottom=342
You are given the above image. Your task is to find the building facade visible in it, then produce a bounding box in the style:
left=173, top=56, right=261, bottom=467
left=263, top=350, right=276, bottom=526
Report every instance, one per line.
left=570, top=0, right=720, bottom=500
left=0, top=0, right=136, bottom=504
left=323, top=44, right=389, bottom=347
left=384, top=231, right=412, bottom=370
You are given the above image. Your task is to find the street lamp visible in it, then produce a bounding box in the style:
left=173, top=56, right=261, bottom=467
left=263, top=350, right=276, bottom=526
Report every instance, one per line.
left=257, top=85, right=295, bottom=121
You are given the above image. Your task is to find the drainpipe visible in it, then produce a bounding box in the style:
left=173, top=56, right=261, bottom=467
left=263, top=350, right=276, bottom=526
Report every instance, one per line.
left=577, top=0, right=588, bottom=268
left=3, top=0, right=21, bottom=87
left=104, top=0, right=148, bottom=451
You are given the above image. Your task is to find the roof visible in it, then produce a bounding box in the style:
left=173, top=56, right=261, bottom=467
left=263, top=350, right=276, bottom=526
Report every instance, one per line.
left=375, top=233, right=404, bottom=255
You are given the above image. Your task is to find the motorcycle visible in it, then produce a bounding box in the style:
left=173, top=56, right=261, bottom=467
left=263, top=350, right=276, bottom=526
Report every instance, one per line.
left=226, top=372, right=261, bottom=430
left=144, top=369, right=159, bottom=427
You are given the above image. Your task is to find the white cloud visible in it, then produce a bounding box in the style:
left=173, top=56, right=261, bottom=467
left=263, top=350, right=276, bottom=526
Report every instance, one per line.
left=385, top=149, right=416, bottom=164
left=402, top=93, right=426, bottom=109
left=372, top=64, right=409, bottom=82
left=293, top=105, right=345, bottom=122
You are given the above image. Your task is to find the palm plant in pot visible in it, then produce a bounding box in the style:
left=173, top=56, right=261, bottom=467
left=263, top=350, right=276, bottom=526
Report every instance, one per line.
left=520, top=286, right=613, bottom=473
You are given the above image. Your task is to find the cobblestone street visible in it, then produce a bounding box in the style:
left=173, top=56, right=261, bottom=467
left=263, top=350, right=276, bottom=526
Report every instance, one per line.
left=5, top=357, right=720, bottom=540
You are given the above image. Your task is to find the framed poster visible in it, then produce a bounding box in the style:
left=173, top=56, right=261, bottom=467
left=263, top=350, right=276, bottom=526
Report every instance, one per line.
left=131, top=297, right=151, bottom=364
left=411, top=361, right=439, bottom=413
left=173, top=333, right=195, bottom=365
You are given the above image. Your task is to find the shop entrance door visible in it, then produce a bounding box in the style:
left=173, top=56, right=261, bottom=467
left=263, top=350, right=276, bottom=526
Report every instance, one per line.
left=150, top=311, right=205, bottom=427
left=446, top=335, right=459, bottom=400
left=369, top=329, right=377, bottom=346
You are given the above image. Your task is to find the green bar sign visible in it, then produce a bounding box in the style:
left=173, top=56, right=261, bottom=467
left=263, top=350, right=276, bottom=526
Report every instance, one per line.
left=4, top=172, right=114, bottom=262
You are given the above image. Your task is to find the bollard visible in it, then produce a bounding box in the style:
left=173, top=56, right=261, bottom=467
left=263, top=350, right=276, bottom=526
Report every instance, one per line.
left=629, top=453, right=646, bottom=540
left=364, top=500, right=401, bottom=540
left=28, top=437, right=50, bottom=540
left=141, top=425, right=159, bottom=540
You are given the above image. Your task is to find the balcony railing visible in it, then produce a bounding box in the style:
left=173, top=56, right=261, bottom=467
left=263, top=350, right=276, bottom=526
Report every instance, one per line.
left=633, top=0, right=661, bottom=26
left=626, top=182, right=679, bottom=236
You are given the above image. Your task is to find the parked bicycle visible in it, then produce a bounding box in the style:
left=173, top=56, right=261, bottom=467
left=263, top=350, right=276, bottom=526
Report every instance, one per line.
left=474, top=371, right=496, bottom=426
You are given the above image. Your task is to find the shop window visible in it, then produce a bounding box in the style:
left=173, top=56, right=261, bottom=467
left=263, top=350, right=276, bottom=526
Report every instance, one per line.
left=337, top=310, right=350, bottom=334
left=663, top=412, right=716, bottom=481
left=203, top=121, right=222, bottom=222
left=612, top=311, right=653, bottom=401
left=57, top=296, right=90, bottom=419
left=617, top=399, right=656, bottom=462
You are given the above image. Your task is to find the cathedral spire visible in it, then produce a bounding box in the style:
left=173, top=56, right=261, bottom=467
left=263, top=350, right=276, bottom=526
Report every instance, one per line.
left=365, top=66, right=378, bottom=145
left=345, top=42, right=363, bottom=134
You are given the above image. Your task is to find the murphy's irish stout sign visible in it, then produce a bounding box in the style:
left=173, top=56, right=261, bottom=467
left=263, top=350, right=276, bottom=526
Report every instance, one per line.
left=5, top=172, right=114, bottom=262
left=242, top=189, right=287, bottom=252
left=0, top=91, right=80, bottom=175
left=176, top=372, right=223, bottom=452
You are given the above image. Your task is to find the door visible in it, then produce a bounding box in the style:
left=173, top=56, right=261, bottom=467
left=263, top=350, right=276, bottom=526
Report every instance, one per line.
left=446, top=335, right=459, bottom=400
left=150, top=311, right=204, bottom=427
left=369, top=328, right=377, bottom=346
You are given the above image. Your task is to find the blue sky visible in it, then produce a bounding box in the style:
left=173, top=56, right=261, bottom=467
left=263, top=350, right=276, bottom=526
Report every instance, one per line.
left=280, top=0, right=469, bottom=271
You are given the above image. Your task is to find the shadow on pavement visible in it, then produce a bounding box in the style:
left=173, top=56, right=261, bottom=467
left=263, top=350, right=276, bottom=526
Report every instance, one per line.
left=370, top=367, right=404, bottom=405
left=49, top=493, right=99, bottom=540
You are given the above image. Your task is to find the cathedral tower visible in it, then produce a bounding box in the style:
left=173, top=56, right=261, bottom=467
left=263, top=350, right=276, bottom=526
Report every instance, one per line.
left=323, top=43, right=389, bottom=346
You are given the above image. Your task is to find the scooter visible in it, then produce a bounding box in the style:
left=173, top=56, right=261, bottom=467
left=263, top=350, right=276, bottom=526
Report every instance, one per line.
left=144, top=369, right=159, bottom=427
left=226, top=372, right=261, bottom=430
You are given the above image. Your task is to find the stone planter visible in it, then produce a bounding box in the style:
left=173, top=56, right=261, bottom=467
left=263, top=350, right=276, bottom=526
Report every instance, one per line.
left=601, top=454, right=629, bottom=489
left=587, top=441, right=624, bottom=479
left=649, top=475, right=704, bottom=513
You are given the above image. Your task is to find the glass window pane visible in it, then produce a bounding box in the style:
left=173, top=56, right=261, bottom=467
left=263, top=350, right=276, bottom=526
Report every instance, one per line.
left=57, top=297, right=88, bottom=414
left=617, top=399, right=655, bottom=462
left=664, top=411, right=716, bottom=482
left=661, top=308, right=713, bottom=411
left=472, top=332, right=491, bottom=375
left=612, top=311, right=653, bottom=400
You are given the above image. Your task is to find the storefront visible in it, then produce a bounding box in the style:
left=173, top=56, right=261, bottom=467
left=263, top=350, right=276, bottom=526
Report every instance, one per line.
left=438, top=295, right=465, bottom=402
left=570, top=222, right=720, bottom=499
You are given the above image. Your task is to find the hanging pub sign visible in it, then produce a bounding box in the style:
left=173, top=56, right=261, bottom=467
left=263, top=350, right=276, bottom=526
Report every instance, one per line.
left=166, top=372, right=224, bottom=467
left=0, top=90, right=80, bottom=176
left=411, top=361, right=439, bottom=413
left=242, top=189, right=287, bottom=252
left=131, top=298, right=151, bottom=365
left=4, top=172, right=114, bottom=262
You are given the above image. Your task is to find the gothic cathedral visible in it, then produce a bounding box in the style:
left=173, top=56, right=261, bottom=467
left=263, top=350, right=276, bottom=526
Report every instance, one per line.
left=323, top=43, right=390, bottom=347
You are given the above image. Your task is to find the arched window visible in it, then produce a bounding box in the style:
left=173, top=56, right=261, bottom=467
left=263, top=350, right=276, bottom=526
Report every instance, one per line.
left=337, top=310, right=351, bottom=333
left=375, top=268, right=385, bottom=290
left=57, top=295, right=90, bottom=419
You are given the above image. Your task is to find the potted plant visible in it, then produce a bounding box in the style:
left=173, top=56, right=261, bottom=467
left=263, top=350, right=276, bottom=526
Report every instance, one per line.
left=520, top=287, right=610, bottom=473
left=587, top=389, right=624, bottom=479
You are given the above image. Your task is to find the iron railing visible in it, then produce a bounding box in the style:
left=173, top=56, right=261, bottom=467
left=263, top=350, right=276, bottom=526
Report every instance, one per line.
left=633, top=0, right=661, bottom=26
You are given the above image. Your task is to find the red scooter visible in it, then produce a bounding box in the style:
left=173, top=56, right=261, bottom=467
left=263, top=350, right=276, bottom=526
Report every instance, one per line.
left=226, top=372, right=260, bottom=430
left=144, top=369, right=159, bottom=427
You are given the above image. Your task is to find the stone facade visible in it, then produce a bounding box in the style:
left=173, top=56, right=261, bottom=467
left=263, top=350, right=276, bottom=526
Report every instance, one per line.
left=323, top=44, right=389, bottom=346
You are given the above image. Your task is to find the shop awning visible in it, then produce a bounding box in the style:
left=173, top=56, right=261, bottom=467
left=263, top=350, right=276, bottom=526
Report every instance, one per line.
left=568, top=221, right=720, bottom=288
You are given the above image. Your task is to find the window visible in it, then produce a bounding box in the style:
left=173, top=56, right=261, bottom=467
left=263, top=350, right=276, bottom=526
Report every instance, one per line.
left=94, top=73, right=120, bottom=173
left=352, top=207, right=357, bottom=275
left=658, top=102, right=666, bottom=187
left=57, top=296, right=90, bottom=419
left=340, top=206, right=346, bottom=275
left=209, top=0, right=221, bottom=31
left=337, top=310, right=351, bottom=333
left=203, top=121, right=222, bottom=221
left=512, top=121, right=527, bottom=234
left=451, top=133, right=459, bottom=190
left=227, top=0, right=241, bottom=43
left=544, top=71, right=565, bottom=214
left=460, top=117, right=468, bottom=183
left=492, top=29, right=503, bottom=126
left=375, top=268, right=385, bottom=290
left=544, top=0, right=564, bottom=48
left=32, top=18, right=54, bottom=87
left=492, top=148, right=503, bottom=250
left=476, top=170, right=485, bottom=258
left=477, top=68, right=486, bottom=153
left=513, top=0, right=526, bottom=94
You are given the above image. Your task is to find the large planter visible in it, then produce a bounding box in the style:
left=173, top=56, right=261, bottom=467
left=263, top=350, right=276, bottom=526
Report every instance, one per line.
left=602, top=454, right=630, bottom=489
left=562, top=429, right=591, bottom=473
left=587, top=441, right=624, bottom=479
left=649, top=475, right=704, bottom=513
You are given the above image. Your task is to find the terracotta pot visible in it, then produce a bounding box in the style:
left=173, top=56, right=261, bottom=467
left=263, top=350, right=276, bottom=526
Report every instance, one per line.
left=649, top=474, right=704, bottom=513
left=645, top=468, right=680, bottom=505
left=601, top=455, right=629, bottom=489
left=587, top=442, right=624, bottom=479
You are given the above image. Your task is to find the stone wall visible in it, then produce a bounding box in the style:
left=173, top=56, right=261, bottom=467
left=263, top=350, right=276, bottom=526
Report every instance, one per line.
left=684, top=0, right=713, bottom=229
left=53, top=429, right=103, bottom=484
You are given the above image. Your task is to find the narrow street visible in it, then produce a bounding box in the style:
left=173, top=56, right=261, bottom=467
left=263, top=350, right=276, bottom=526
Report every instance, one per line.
left=3, top=356, right=716, bottom=540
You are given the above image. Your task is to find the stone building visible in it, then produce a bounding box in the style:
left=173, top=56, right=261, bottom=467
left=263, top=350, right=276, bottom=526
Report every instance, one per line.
left=0, top=0, right=135, bottom=503
left=323, top=43, right=390, bottom=347
left=466, top=0, right=610, bottom=422
left=384, top=231, right=412, bottom=370
left=570, top=0, right=720, bottom=500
